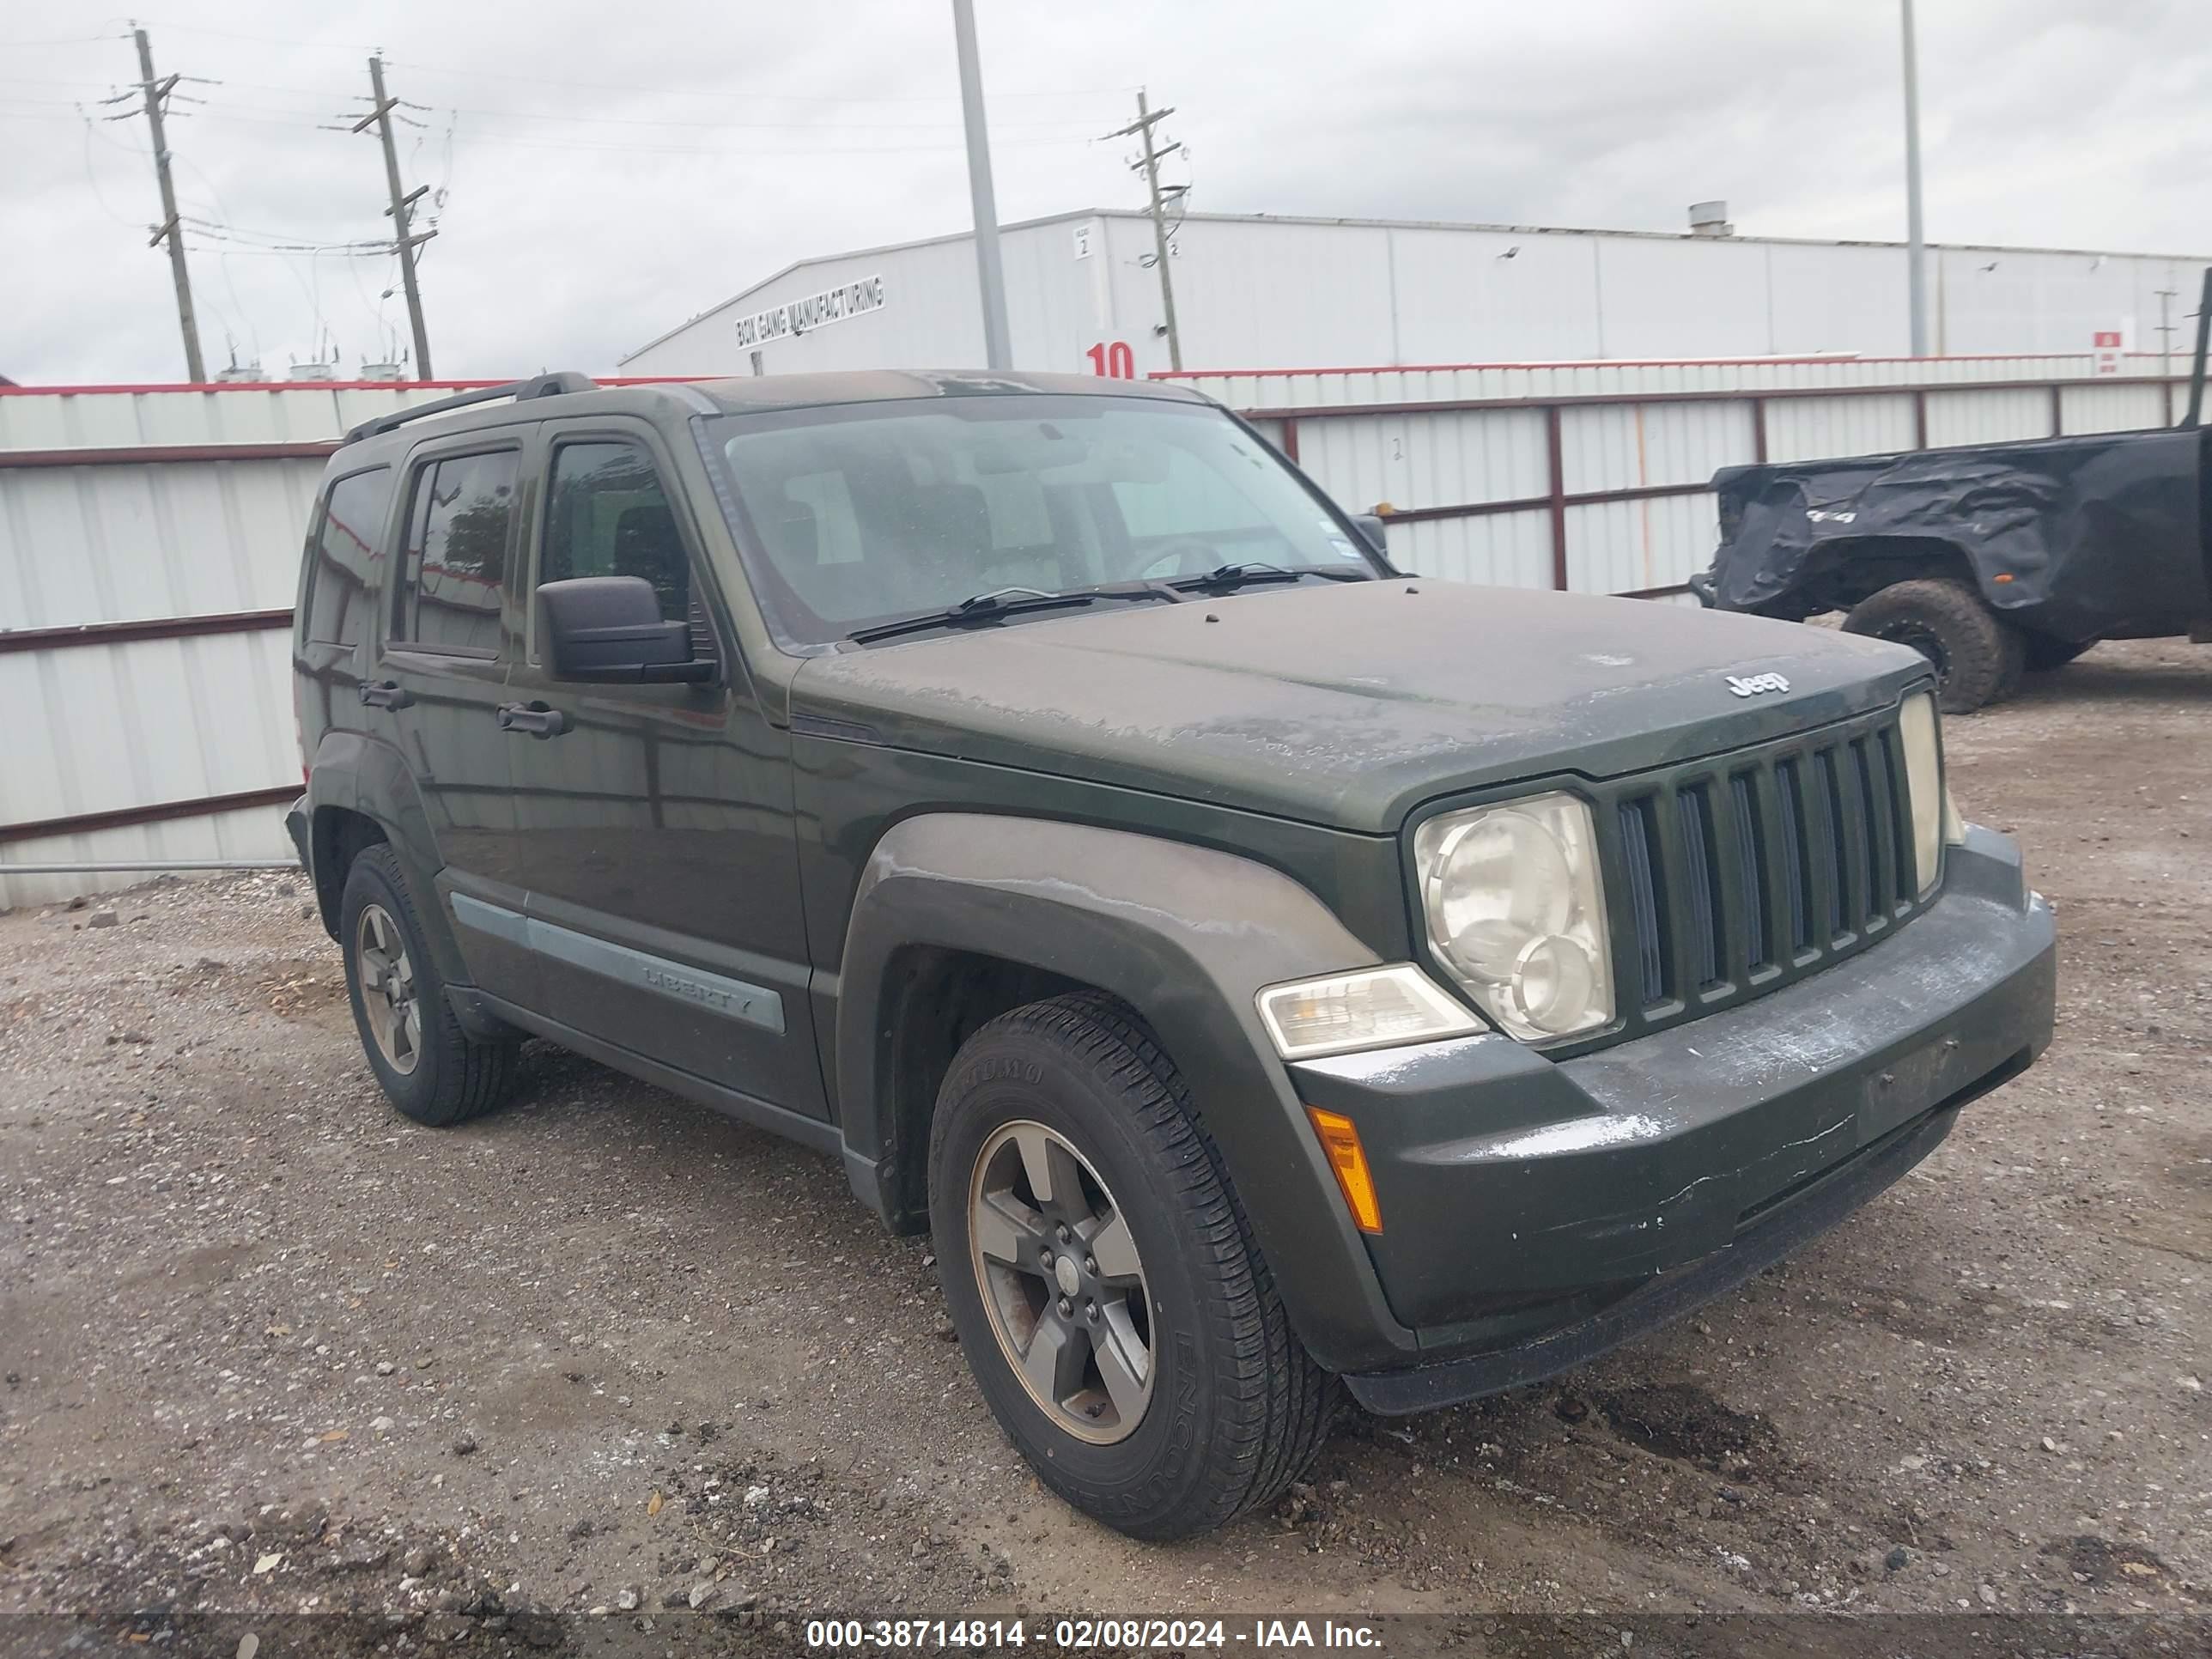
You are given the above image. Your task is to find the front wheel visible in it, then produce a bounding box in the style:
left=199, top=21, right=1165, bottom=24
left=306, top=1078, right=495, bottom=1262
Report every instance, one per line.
left=1843, top=578, right=2025, bottom=712
left=928, top=995, right=1335, bottom=1540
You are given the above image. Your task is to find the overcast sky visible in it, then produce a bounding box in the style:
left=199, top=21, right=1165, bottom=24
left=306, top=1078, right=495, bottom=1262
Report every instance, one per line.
left=3, top=0, right=2207, bottom=385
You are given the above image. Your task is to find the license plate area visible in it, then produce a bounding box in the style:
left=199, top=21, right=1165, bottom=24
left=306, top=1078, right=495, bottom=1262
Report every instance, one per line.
left=1861, top=1032, right=1971, bottom=1144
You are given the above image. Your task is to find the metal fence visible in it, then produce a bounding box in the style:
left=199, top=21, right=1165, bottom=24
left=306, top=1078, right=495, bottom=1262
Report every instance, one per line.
left=1162, top=356, right=2188, bottom=601
left=0, top=360, right=2191, bottom=906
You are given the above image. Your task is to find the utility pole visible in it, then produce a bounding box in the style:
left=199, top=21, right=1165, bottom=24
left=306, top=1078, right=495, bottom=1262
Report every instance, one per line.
left=949, top=0, right=1012, bottom=372
left=1103, top=91, right=1184, bottom=370
left=132, top=28, right=205, bottom=383
left=1900, top=0, right=1929, bottom=356
left=356, top=56, right=434, bottom=380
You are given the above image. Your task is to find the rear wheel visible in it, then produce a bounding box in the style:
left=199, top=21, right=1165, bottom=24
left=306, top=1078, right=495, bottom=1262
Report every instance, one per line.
left=2023, top=635, right=2094, bottom=672
left=340, top=846, right=520, bottom=1127
left=928, top=994, right=1336, bottom=1540
left=1843, top=578, right=2025, bottom=712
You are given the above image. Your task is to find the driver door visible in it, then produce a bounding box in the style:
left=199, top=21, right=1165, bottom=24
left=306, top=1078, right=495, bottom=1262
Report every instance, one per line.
left=501, top=422, right=825, bottom=1119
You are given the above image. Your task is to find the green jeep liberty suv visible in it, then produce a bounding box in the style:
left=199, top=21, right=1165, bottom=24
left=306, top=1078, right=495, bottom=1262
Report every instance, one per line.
left=288, top=370, right=2056, bottom=1539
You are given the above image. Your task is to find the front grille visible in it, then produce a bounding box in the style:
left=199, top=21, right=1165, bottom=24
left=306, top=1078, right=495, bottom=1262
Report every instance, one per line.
left=1610, top=708, right=1923, bottom=1029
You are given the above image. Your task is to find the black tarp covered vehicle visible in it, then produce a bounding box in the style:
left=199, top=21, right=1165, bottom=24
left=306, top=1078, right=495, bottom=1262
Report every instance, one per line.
left=1691, top=271, right=2212, bottom=711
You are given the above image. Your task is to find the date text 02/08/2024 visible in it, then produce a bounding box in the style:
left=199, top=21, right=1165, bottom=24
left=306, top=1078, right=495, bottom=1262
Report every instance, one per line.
left=802, top=1617, right=1383, bottom=1650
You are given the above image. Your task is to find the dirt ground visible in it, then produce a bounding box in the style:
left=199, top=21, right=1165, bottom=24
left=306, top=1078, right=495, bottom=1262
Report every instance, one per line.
left=2, top=638, right=2207, bottom=1650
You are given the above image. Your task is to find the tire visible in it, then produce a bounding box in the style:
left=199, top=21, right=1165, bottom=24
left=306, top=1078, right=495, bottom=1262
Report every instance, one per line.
left=339, top=844, right=519, bottom=1127
left=1843, top=578, right=2026, bottom=713
left=2024, top=635, right=2094, bottom=673
left=928, top=994, right=1336, bottom=1540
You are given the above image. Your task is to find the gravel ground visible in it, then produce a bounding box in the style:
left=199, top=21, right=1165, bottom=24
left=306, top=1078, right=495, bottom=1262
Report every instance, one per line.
left=2, top=638, right=2207, bottom=1649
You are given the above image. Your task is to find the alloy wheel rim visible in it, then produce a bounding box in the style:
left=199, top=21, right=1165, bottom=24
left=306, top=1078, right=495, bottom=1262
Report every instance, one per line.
left=967, top=1120, right=1153, bottom=1444
left=355, top=902, right=422, bottom=1076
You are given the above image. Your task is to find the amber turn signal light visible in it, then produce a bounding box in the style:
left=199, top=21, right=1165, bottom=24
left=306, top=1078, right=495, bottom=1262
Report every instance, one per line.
left=1305, top=1106, right=1382, bottom=1234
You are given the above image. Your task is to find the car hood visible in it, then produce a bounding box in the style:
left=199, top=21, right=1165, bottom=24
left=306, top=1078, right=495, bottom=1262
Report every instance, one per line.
left=787, top=580, right=1929, bottom=834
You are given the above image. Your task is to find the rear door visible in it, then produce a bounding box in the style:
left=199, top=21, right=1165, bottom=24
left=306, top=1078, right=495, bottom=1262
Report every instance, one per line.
left=368, top=433, right=536, bottom=1003
left=501, top=420, right=823, bottom=1117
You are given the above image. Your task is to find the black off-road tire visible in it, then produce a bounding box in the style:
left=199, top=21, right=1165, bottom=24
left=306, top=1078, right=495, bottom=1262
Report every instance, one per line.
left=2023, top=635, right=2094, bottom=673
left=1843, top=578, right=2027, bottom=713
left=339, top=845, right=519, bottom=1127
left=928, top=994, right=1337, bottom=1540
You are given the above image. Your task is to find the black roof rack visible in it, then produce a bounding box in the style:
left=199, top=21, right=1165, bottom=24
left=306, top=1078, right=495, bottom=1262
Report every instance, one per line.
left=341, top=371, right=598, bottom=444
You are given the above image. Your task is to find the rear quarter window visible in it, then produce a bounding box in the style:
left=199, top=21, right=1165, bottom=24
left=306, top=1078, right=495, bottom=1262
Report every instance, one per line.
left=302, top=466, right=394, bottom=646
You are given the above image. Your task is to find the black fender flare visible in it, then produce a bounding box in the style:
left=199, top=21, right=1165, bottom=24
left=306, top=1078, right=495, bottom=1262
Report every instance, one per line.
left=304, top=730, right=471, bottom=988
left=834, top=811, right=1419, bottom=1373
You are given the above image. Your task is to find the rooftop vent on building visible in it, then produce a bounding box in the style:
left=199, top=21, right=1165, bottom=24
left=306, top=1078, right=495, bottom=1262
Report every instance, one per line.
left=1689, top=201, right=1735, bottom=238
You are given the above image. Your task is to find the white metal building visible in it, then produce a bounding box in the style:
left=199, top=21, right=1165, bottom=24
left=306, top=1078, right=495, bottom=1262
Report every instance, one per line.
left=619, top=209, right=2207, bottom=382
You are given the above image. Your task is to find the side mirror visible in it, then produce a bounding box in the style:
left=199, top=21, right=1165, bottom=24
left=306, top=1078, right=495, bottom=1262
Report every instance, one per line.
left=1352, top=513, right=1390, bottom=556
left=540, top=576, right=712, bottom=684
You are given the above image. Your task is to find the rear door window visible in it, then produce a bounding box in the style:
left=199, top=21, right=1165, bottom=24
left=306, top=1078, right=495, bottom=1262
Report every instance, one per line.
left=303, top=466, right=392, bottom=646
left=394, top=448, right=520, bottom=658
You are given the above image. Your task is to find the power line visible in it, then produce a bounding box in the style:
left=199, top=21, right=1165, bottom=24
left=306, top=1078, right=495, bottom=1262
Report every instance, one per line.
left=386, top=58, right=1130, bottom=103
left=0, top=32, right=128, bottom=48
left=76, top=113, right=144, bottom=228
left=140, top=76, right=1114, bottom=130
left=5, top=95, right=1106, bottom=154
left=115, top=19, right=374, bottom=52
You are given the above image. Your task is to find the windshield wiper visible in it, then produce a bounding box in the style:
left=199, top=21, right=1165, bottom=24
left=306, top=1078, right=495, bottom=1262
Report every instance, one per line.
left=1167, top=560, right=1373, bottom=594
left=844, top=581, right=1177, bottom=646
left=847, top=587, right=1094, bottom=644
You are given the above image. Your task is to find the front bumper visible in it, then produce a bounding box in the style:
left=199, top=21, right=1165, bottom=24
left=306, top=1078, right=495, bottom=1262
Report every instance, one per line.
left=1289, top=825, right=2054, bottom=1409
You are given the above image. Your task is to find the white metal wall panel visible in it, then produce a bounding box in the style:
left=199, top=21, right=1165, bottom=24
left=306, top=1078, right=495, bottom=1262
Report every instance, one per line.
left=1765, top=241, right=1910, bottom=356
left=1762, top=393, right=1920, bottom=463
left=1384, top=225, right=1606, bottom=363
left=0, top=629, right=298, bottom=910
left=0, top=804, right=295, bottom=910
left=1113, top=216, right=1399, bottom=379
left=2058, top=382, right=2172, bottom=434
left=1589, top=236, right=1775, bottom=360
left=1293, top=407, right=1548, bottom=516
left=1565, top=494, right=1720, bottom=596
left=0, top=457, right=319, bottom=628
left=0, top=383, right=453, bottom=451
left=622, top=209, right=2205, bottom=382
left=1389, top=510, right=1553, bottom=592
left=1932, top=246, right=2195, bottom=356
left=619, top=233, right=995, bottom=379
left=1924, top=387, right=2056, bottom=448
left=1559, top=400, right=1753, bottom=495
left=1186, top=353, right=2157, bottom=414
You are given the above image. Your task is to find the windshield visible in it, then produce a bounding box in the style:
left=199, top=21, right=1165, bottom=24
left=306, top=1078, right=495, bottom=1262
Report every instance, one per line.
left=703, top=394, right=1380, bottom=648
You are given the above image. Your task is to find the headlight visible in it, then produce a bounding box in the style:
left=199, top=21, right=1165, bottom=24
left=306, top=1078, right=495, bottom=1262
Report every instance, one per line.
left=1255, top=964, right=1485, bottom=1060
left=1414, top=792, right=1613, bottom=1042
left=1897, top=691, right=1948, bottom=895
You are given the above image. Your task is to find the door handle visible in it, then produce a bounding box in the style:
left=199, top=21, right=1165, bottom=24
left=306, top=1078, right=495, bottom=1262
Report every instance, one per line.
left=495, top=701, right=570, bottom=739
left=358, top=679, right=411, bottom=710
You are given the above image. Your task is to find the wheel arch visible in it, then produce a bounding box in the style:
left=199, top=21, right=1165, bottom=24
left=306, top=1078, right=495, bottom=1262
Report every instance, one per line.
left=304, top=729, right=467, bottom=985
left=1796, top=534, right=1984, bottom=613
left=833, top=812, right=1419, bottom=1373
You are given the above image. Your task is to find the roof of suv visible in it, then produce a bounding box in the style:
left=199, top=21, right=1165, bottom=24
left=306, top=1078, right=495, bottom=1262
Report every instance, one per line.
left=690, top=368, right=1208, bottom=415
left=338, top=368, right=1209, bottom=449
